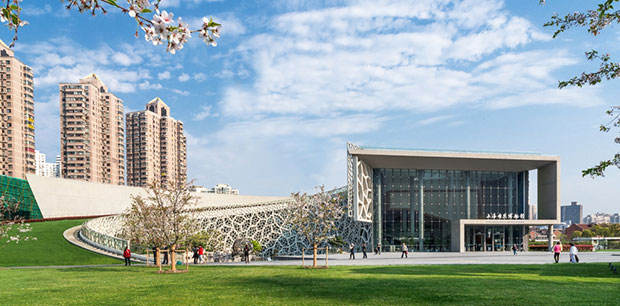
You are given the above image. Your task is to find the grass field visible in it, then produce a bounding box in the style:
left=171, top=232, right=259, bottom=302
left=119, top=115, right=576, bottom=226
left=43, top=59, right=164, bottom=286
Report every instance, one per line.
left=1, top=264, right=619, bottom=305
left=0, top=219, right=121, bottom=267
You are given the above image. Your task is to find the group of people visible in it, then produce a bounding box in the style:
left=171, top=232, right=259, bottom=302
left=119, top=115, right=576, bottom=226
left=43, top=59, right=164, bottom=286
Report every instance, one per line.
left=348, top=242, right=410, bottom=259
left=552, top=241, right=580, bottom=263
left=191, top=245, right=206, bottom=264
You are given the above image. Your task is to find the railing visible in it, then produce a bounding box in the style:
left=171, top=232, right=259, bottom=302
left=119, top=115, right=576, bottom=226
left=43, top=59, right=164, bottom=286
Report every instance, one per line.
left=81, top=217, right=130, bottom=251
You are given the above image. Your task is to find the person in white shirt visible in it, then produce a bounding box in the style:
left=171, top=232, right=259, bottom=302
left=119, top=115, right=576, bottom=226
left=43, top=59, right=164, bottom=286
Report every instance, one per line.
left=569, top=243, right=578, bottom=263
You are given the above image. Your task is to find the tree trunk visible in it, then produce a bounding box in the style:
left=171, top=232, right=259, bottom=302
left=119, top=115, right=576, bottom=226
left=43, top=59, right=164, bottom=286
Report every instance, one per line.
left=155, top=248, right=160, bottom=268
left=171, top=244, right=177, bottom=272
left=313, top=243, right=317, bottom=268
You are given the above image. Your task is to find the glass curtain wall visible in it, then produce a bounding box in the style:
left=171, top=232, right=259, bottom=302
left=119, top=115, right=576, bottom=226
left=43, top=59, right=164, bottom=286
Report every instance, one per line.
left=373, top=169, right=526, bottom=252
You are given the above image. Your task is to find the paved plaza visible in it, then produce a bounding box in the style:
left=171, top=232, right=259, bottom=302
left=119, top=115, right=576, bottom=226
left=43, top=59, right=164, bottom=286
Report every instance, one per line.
left=234, top=251, right=620, bottom=266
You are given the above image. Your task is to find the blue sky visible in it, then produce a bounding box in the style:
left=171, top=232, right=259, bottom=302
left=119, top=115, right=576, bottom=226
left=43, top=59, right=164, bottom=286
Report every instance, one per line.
left=3, top=0, right=619, bottom=215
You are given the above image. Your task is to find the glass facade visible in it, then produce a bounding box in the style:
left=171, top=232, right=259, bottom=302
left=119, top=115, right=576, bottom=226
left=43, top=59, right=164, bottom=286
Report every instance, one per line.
left=372, top=169, right=528, bottom=252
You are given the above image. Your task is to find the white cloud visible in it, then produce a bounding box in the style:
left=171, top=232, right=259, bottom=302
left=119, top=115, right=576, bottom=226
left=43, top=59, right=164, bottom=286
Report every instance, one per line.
left=22, top=4, right=52, bottom=16
left=172, top=89, right=190, bottom=96
left=185, top=114, right=383, bottom=194
left=138, top=81, right=164, bottom=90
left=178, top=73, right=191, bottom=82
left=112, top=52, right=135, bottom=66
left=193, top=73, right=207, bottom=82
left=158, top=71, right=171, bottom=80
left=417, top=115, right=454, bottom=126
left=218, top=0, right=587, bottom=119
left=15, top=38, right=152, bottom=93
left=193, top=105, right=218, bottom=120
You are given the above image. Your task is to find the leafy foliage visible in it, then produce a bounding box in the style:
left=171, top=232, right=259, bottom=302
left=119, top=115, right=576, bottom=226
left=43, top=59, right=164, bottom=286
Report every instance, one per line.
left=542, top=0, right=620, bottom=176
left=251, top=239, right=262, bottom=253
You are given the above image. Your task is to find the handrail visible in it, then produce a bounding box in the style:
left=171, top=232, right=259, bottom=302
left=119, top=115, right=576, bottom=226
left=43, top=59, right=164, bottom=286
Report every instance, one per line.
left=81, top=217, right=130, bottom=251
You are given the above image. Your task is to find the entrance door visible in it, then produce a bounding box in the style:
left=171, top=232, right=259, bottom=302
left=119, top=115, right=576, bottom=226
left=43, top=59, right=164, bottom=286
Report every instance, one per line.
left=493, top=229, right=505, bottom=251
left=474, top=233, right=484, bottom=251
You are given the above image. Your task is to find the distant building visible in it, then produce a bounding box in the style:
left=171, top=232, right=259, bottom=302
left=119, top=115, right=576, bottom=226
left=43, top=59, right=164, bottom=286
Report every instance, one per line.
left=59, top=74, right=125, bottom=185
left=0, top=39, right=35, bottom=179
left=189, top=185, right=209, bottom=193
left=611, top=213, right=620, bottom=224
left=561, top=201, right=583, bottom=225
left=208, top=184, right=239, bottom=195
left=565, top=223, right=593, bottom=240
left=34, top=150, right=56, bottom=178
left=583, top=213, right=610, bottom=224
left=126, top=97, right=187, bottom=187
left=528, top=202, right=537, bottom=220
left=53, top=155, right=61, bottom=178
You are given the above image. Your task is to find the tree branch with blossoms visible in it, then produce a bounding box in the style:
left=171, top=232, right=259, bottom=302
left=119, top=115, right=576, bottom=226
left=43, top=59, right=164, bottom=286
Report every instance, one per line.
left=1, top=194, right=36, bottom=248
left=542, top=0, right=620, bottom=177
left=0, top=0, right=221, bottom=53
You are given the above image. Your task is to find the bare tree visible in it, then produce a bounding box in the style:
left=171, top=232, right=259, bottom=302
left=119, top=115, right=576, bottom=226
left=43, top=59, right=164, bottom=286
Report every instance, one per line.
left=288, top=186, right=344, bottom=268
left=122, top=180, right=199, bottom=272
left=0, top=193, right=36, bottom=248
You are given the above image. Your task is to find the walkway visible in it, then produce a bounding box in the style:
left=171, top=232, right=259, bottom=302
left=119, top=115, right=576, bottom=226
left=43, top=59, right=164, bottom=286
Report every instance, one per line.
left=63, top=224, right=620, bottom=267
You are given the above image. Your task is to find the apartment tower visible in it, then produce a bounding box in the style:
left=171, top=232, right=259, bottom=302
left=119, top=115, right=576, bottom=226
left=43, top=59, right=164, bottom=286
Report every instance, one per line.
left=126, top=97, right=187, bottom=187
left=0, top=40, right=35, bottom=179
left=59, top=74, right=125, bottom=185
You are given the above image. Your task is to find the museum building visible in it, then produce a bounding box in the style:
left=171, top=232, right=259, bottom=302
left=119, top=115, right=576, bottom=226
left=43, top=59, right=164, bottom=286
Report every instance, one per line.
left=346, top=143, right=560, bottom=252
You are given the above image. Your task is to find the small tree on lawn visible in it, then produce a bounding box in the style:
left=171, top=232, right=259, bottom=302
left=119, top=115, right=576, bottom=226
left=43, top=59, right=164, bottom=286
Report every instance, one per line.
left=0, top=193, right=36, bottom=248
left=122, top=180, right=199, bottom=272
left=288, top=185, right=344, bottom=268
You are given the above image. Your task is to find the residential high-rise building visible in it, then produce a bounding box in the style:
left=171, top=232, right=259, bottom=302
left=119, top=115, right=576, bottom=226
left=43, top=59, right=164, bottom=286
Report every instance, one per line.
left=126, top=97, right=186, bottom=187
left=35, top=150, right=56, bottom=177
left=0, top=40, right=35, bottom=179
left=53, top=155, right=61, bottom=178
left=583, top=212, right=610, bottom=224
left=561, top=201, right=583, bottom=225
left=59, top=74, right=125, bottom=185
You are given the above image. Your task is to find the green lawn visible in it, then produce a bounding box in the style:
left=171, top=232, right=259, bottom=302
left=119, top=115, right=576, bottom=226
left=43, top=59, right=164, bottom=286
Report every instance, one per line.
left=0, top=219, right=121, bottom=267
left=0, top=264, right=618, bottom=305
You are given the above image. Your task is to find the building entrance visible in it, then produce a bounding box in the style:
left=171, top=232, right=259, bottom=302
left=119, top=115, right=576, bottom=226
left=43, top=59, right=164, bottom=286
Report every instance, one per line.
left=465, top=225, right=524, bottom=252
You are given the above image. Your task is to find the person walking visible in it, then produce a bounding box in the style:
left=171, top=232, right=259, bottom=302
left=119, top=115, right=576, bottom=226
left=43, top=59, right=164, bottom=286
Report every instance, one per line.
left=243, top=244, right=250, bottom=264
left=198, top=245, right=205, bottom=263
left=349, top=243, right=355, bottom=260
left=512, top=244, right=518, bottom=255
left=362, top=243, right=368, bottom=259
left=569, top=243, right=579, bottom=263
left=552, top=241, right=562, bottom=263
left=375, top=242, right=382, bottom=255
left=162, top=245, right=169, bottom=265
left=192, top=246, right=199, bottom=264
left=401, top=243, right=408, bottom=258
left=123, top=246, right=131, bottom=266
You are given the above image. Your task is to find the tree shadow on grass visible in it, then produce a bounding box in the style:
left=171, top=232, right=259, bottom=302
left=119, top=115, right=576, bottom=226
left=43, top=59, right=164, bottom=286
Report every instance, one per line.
left=346, top=263, right=620, bottom=279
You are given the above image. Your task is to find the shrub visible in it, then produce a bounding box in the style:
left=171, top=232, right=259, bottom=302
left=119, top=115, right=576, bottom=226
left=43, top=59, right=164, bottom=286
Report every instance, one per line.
left=251, top=240, right=262, bottom=253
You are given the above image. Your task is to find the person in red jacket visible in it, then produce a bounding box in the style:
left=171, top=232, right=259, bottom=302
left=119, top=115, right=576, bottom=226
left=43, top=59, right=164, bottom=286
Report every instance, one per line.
left=123, top=246, right=131, bottom=266
left=198, top=245, right=204, bottom=263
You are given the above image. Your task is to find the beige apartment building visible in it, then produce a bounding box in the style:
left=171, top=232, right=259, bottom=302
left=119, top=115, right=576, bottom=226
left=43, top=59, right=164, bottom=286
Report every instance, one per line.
left=0, top=40, right=35, bottom=179
left=59, top=74, right=125, bottom=185
left=126, top=97, right=187, bottom=187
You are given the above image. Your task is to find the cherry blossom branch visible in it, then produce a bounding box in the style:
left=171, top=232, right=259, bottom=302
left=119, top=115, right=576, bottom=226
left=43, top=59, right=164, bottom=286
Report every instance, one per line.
left=0, top=0, right=221, bottom=54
